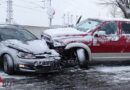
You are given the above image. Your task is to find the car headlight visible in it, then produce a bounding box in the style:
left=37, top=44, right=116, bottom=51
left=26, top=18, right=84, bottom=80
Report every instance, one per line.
left=18, top=52, right=36, bottom=59
left=53, top=40, right=64, bottom=47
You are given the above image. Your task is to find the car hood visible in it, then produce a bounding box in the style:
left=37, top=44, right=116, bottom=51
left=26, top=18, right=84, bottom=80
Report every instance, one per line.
left=56, top=35, right=93, bottom=44
left=43, top=28, right=86, bottom=37
left=43, top=28, right=92, bottom=44
left=2, top=39, right=51, bottom=54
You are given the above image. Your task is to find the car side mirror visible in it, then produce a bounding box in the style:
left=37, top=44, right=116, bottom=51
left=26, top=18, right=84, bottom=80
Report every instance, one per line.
left=94, top=31, right=106, bottom=37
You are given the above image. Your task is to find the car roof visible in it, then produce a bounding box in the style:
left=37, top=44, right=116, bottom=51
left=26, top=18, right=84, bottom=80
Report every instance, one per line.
left=88, top=18, right=130, bottom=22
left=0, top=24, right=25, bottom=30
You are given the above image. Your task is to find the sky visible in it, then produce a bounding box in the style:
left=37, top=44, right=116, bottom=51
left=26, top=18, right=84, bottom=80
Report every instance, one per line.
left=0, top=0, right=115, bottom=27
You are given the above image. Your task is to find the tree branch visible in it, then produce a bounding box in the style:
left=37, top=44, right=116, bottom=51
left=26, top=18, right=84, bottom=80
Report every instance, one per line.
left=116, top=0, right=130, bottom=18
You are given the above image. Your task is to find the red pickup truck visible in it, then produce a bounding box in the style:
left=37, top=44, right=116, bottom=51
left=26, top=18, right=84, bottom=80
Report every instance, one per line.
left=42, top=18, right=130, bottom=68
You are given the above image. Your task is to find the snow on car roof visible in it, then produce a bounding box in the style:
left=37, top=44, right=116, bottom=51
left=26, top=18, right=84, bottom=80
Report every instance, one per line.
left=88, top=18, right=130, bottom=22
left=0, top=24, right=25, bottom=30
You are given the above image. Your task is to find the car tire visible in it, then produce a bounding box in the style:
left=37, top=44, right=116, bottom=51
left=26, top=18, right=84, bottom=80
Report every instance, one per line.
left=3, top=54, right=14, bottom=75
left=76, top=48, right=89, bottom=68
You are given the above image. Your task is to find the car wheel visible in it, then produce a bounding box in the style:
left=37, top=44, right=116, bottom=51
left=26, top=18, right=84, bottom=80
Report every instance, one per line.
left=3, top=54, right=14, bottom=75
left=76, top=48, right=89, bottom=68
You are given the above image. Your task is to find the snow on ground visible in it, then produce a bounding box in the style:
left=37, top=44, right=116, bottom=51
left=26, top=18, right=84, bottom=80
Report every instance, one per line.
left=1, top=65, right=130, bottom=84
left=67, top=66, right=130, bottom=73
left=1, top=65, right=130, bottom=82
left=0, top=71, right=29, bottom=80
left=68, top=65, right=130, bottom=83
left=93, top=66, right=130, bottom=73
left=1, top=65, right=130, bottom=89
left=93, top=66, right=130, bottom=83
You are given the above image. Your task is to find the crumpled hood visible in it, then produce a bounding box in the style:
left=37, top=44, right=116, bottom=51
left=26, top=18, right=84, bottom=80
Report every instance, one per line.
left=56, top=35, right=93, bottom=44
left=43, top=28, right=92, bottom=44
left=43, top=28, right=86, bottom=37
left=3, top=39, right=51, bottom=54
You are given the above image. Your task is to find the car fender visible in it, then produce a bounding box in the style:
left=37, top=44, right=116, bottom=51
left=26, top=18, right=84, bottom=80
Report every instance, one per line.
left=65, top=43, right=92, bottom=61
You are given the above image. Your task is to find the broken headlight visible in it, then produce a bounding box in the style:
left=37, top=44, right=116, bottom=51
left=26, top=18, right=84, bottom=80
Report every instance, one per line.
left=53, top=40, right=64, bottom=47
left=18, top=52, right=36, bottom=59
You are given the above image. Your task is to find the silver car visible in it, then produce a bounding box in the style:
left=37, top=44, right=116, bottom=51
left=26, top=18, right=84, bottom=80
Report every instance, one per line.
left=0, top=25, right=61, bottom=75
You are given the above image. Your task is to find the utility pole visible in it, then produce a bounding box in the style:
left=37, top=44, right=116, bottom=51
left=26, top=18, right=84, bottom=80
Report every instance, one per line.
left=6, top=0, right=13, bottom=24
left=43, top=0, right=54, bottom=27
left=48, top=0, right=52, bottom=27
left=49, top=0, right=51, bottom=6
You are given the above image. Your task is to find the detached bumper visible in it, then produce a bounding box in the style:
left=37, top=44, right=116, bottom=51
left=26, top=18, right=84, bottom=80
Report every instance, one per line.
left=17, top=58, right=62, bottom=73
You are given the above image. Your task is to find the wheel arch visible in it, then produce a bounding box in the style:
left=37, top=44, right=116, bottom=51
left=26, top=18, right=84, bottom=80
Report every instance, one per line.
left=0, top=53, right=8, bottom=66
left=65, top=43, right=92, bottom=61
left=0, top=52, right=15, bottom=68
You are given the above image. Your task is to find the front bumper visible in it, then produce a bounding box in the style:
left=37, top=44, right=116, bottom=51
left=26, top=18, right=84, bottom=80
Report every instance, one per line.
left=16, top=58, right=62, bottom=73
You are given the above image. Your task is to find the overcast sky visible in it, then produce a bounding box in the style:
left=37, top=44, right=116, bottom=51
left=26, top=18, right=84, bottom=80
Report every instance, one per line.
left=0, top=0, right=113, bottom=27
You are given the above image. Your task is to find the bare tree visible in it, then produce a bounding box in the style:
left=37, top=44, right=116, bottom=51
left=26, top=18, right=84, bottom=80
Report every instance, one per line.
left=99, top=0, right=120, bottom=17
left=110, top=4, right=118, bottom=17
left=116, top=0, right=130, bottom=18
left=99, top=0, right=130, bottom=18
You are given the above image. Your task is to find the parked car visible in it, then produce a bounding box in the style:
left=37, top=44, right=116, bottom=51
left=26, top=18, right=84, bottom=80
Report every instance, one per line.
left=0, top=25, right=61, bottom=75
left=42, top=18, right=130, bottom=68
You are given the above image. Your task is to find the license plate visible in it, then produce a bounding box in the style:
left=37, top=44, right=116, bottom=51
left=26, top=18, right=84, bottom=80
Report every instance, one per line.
left=34, top=61, right=54, bottom=66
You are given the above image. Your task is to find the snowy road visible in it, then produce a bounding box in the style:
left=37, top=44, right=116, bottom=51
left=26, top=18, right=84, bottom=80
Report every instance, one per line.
left=1, top=62, right=130, bottom=90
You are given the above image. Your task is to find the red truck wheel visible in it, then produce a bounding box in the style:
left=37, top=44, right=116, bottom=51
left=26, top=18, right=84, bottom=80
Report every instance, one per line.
left=76, top=48, right=89, bottom=68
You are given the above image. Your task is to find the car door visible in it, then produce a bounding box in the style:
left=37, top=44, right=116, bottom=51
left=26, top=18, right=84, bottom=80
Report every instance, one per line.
left=91, top=22, right=127, bottom=60
left=121, top=22, right=130, bottom=54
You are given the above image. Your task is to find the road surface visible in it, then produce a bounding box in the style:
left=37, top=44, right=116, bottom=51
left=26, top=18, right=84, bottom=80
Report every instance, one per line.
left=1, top=62, right=130, bottom=90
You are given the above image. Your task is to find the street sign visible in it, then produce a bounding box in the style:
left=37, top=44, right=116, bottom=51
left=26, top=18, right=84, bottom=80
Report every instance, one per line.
left=47, top=7, right=55, bottom=19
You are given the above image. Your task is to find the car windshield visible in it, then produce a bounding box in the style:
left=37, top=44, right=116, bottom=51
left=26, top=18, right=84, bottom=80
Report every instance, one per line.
left=75, top=19, right=101, bottom=32
left=0, top=28, right=38, bottom=41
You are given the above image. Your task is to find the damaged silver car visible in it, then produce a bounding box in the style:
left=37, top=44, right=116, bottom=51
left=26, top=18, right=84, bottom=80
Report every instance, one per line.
left=0, top=25, right=61, bottom=75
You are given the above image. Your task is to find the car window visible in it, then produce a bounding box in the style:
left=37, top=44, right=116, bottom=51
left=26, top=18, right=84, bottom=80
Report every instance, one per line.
left=76, top=19, right=101, bottom=32
left=0, top=28, right=18, bottom=40
left=0, top=28, right=38, bottom=41
left=121, top=23, right=130, bottom=34
left=99, top=22, right=117, bottom=35
left=17, top=29, right=38, bottom=41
